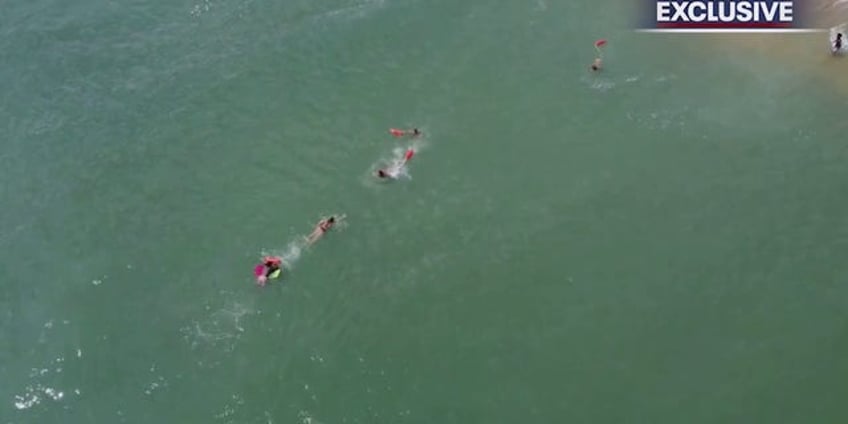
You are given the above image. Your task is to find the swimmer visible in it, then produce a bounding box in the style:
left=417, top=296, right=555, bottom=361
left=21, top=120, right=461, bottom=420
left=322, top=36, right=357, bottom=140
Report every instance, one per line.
left=389, top=128, right=422, bottom=138
left=305, top=216, right=336, bottom=245
left=834, top=33, right=843, bottom=54
left=254, top=256, right=282, bottom=287
left=375, top=149, right=414, bottom=179
left=590, top=57, right=602, bottom=72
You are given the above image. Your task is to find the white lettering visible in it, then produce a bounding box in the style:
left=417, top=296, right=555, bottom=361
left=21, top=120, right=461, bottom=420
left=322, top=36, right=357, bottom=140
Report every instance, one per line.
left=717, top=2, right=735, bottom=22
left=654, top=1, right=795, bottom=24
left=736, top=2, right=752, bottom=22
left=657, top=1, right=672, bottom=21
left=670, top=1, right=689, bottom=21
left=688, top=2, right=706, bottom=22
left=760, top=1, right=778, bottom=21
left=778, top=2, right=793, bottom=22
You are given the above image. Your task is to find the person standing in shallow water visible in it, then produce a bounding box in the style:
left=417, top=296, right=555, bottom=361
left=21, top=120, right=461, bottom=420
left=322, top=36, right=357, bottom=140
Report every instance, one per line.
left=834, top=33, right=843, bottom=55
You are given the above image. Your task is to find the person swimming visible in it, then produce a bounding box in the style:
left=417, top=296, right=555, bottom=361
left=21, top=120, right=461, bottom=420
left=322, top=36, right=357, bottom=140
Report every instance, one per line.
left=375, top=149, right=414, bottom=179
left=834, top=33, right=843, bottom=54
left=254, top=256, right=282, bottom=286
left=590, top=57, right=602, bottom=72
left=305, top=216, right=336, bottom=245
left=389, top=128, right=421, bottom=137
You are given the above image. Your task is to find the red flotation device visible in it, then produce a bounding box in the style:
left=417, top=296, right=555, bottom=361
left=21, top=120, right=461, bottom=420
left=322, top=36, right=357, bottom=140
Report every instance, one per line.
left=262, top=256, right=281, bottom=266
left=389, top=128, right=405, bottom=137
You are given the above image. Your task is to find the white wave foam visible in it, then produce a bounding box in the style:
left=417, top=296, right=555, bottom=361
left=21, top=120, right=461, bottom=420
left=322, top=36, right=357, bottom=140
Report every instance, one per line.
left=190, top=0, right=212, bottom=17
left=372, top=142, right=424, bottom=180
left=590, top=79, right=616, bottom=92
left=626, top=106, right=691, bottom=131
left=262, top=240, right=304, bottom=271
left=12, top=351, right=84, bottom=410
left=308, top=0, right=387, bottom=24
left=298, top=410, right=326, bottom=424
left=180, top=299, right=253, bottom=353
left=215, top=394, right=245, bottom=420
left=587, top=72, right=677, bottom=92
left=143, top=375, right=169, bottom=396
left=278, top=241, right=302, bottom=265
left=13, top=385, right=64, bottom=410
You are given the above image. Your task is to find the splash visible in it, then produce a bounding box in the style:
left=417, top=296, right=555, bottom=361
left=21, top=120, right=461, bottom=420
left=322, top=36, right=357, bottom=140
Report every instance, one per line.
left=298, top=410, right=325, bottom=424
left=305, top=0, right=387, bottom=25
left=14, top=385, right=63, bottom=410
left=325, top=213, right=348, bottom=230
left=253, top=213, right=348, bottom=283
left=586, top=72, right=675, bottom=92
left=143, top=375, right=169, bottom=396
left=589, top=77, right=616, bottom=92
left=11, top=353, right=82, bottom=411
left=189, top=0, right=212, bottom=17
left=214, top=393, right=245, bottom=420
left=625, top=105, right=692, bottom=132
left=386, top=147, right=413, bottom=179
left=263, top=240, right=304, bottom=270
left=371, top=139, right=426, bottom=181
left=180, top=298, right=253, bottom=353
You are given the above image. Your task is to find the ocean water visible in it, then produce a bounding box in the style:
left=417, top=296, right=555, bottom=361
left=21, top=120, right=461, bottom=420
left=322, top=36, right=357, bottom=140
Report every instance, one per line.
left=2, top=0, right=848, bottom=423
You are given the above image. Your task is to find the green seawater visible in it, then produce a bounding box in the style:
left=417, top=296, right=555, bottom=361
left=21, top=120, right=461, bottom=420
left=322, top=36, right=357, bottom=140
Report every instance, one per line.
left=2, top=0, right=848, bottom=422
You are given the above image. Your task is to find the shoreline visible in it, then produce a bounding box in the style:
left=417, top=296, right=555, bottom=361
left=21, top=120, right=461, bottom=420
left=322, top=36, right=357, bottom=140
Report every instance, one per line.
left=650, top=1, right=848, bottom=95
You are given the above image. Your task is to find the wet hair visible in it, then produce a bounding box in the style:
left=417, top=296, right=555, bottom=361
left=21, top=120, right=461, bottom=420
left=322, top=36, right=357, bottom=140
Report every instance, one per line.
left=413, top=128, right=420, bottom=134
left=591, top=65, right=598, bottom=71
left=377, top=170, right=387, bottom=177
left=328, top=216, right=335, bottom=223
left=839, top=33, right=843, bottom=39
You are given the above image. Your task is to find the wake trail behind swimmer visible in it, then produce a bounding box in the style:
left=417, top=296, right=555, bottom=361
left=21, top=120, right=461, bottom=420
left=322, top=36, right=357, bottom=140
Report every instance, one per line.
left=253, top=213, right=347, bottom=286
left=375, top=148, right=415, bottom=180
